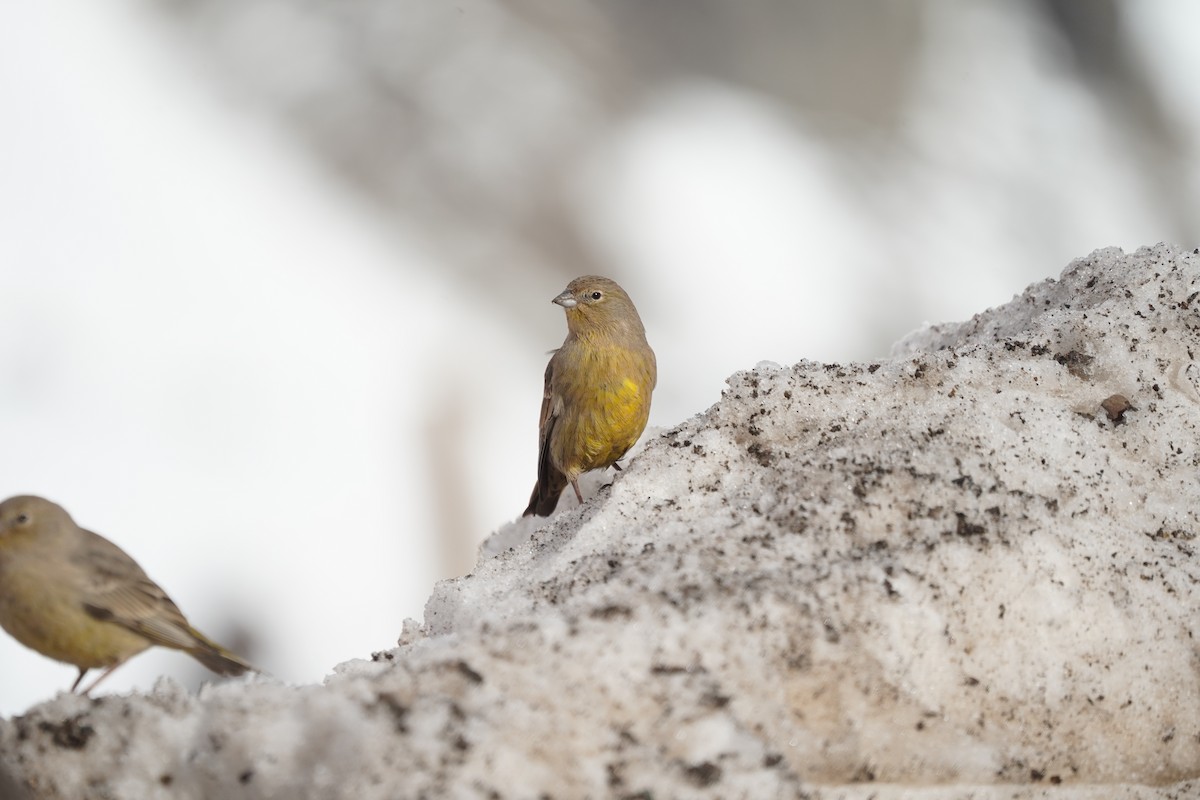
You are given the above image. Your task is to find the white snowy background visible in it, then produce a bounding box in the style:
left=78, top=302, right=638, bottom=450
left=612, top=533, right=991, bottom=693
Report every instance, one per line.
left=1, top=0, right=1199, bottom=715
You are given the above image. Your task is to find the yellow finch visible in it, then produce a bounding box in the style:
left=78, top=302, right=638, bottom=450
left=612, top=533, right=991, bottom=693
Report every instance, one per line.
left=0, top=495, right=256, bottom=695
left=523, top=276, right=656, bottom=516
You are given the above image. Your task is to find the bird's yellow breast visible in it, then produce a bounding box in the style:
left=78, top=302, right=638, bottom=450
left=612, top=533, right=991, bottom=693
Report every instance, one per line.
left=551, top=347, right=653, bottom=478
left=0, top=556, right=148, bottom=669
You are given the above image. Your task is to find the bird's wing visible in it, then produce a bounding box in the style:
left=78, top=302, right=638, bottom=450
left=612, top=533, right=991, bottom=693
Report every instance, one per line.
left=537, top=354, right=556, bottom=447
left=536, top=355, right=560, bottom=486
left=523, top=351, right=571, bottom=516
left=72, top=530, right=200, bottom=651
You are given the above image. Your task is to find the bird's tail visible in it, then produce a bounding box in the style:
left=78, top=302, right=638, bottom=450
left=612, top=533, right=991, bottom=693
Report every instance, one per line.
left=186, top=627, right=258, bottom=677
left=523, top=471, right=567, bottom=517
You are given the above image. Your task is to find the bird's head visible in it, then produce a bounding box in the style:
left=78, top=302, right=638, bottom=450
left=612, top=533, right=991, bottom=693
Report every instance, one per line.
left=0, top=495, right=69, bottom=544
left=553, top=276, right=645, bottom=339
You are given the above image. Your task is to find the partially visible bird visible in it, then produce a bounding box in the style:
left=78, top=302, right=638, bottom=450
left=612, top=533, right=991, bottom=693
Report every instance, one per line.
left=0, top=495, right=256, bottom=695
left=523, top=276, right=656, bottom=517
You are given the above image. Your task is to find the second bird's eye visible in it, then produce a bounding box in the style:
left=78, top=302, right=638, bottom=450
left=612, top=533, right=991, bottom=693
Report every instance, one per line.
left=590, top=291, right=602, bottom=300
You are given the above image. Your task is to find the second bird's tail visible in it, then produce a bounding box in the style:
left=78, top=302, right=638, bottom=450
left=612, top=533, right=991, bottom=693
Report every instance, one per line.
left=186, top=627, right=258, bottom=676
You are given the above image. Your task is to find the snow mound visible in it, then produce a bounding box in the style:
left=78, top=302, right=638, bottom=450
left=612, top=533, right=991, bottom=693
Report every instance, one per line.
left=2, top=243, right=1199, bottom=800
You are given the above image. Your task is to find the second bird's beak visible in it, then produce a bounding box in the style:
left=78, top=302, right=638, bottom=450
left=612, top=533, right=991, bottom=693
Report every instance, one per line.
left=553, top=290, right=577, bottom=309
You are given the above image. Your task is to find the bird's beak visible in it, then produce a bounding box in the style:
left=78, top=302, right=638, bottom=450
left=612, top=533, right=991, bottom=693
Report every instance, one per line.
left=553, top=290, right=577, bottom=309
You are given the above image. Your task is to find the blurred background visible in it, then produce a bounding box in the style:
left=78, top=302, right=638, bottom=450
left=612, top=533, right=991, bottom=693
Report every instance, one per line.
left=1, top=0, right=1198, bottom=714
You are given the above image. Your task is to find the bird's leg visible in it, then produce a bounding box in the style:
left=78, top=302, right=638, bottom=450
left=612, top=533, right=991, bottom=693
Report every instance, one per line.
left=571, top=480, right=584, bottom=504
left=70, top=668, right=89, bottom=693
left=601, top=460, right=623, bottom=490
left=78, top=661, right=128, bottom=696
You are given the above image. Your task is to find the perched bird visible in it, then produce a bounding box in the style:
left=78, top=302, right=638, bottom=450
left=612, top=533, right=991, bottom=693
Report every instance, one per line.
left=0, top=495, right=256, bottom=695
left=524, top=276, right=656, bottom=517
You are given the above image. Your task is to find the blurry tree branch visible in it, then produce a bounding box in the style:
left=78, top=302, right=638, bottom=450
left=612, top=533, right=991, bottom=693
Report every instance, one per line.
left=151, top=0, right=1196, bottom=312
left=149, top=0, right=926, bottom=317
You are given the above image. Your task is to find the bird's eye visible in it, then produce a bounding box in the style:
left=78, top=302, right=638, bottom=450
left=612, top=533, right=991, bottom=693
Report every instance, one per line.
left=590, top=291, right=602, bottom=300
left=14, top=514, right=29, bottom=525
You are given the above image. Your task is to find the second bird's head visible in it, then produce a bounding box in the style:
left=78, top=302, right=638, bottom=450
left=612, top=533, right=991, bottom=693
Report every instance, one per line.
left=553, top=276, right=645, bottom=338
left=0, top=495, right=70, bottom=546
